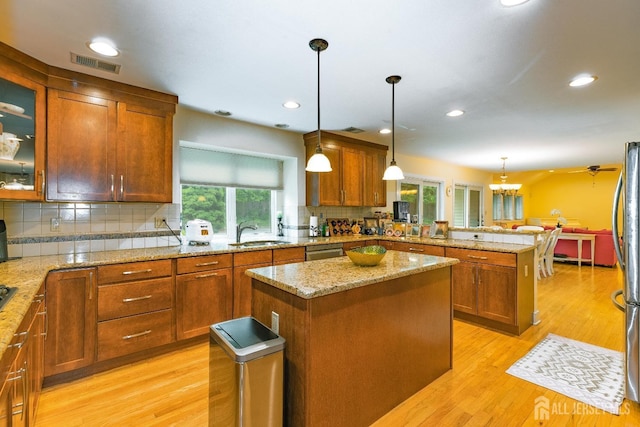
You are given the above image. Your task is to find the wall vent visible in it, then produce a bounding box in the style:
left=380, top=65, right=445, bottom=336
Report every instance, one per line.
left=70, top=52, right=121, bottom=74
left=342, top=127, right=365, bottom=133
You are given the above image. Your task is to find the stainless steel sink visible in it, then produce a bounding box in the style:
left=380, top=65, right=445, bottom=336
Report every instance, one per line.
left=229, top=240, right=291, bottom=247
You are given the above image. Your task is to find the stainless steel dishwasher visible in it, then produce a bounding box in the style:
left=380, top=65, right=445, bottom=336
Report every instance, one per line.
left=305, top=243, right=343, bottom=260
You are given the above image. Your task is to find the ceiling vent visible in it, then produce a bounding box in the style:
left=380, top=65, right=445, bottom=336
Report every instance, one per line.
left=70, top=52, right=121, bottom=74
left=342, top=126, right=365, bottom=133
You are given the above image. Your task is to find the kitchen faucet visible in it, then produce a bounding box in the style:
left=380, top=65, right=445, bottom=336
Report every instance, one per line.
left=236, top=221, right=258, bottom=243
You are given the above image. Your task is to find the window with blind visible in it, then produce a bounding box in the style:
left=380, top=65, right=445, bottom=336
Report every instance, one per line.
left=453, top=184, right=483, bottom=227
left=179, top=143, right=284, bottom=239
left=491, top=193, right=523, bottom=221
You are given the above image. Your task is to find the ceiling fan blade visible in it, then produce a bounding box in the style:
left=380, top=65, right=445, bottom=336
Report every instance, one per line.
left=568, top=170, right=588, bottom=173
left=597, top=167, right=618, bottom=172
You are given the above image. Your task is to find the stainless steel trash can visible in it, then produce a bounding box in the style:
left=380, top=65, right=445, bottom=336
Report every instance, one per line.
left=209, top=316, right=285, bottom=427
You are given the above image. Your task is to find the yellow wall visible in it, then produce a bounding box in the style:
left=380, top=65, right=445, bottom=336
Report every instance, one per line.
left=522, top=168, right=620, bottom=230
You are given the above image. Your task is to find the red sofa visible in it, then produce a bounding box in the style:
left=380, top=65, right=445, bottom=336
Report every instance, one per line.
left=552, top=227, right=619, bottom=267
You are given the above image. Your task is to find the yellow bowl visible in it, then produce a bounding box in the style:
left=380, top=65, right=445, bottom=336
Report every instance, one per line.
left=346, top=245, right=387, bottom=266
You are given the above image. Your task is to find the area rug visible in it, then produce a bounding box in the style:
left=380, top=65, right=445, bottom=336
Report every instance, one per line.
left=506, top=333, right=625, bottom=414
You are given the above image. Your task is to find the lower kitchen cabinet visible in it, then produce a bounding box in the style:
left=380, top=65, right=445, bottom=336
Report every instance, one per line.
left=233, top=250, right=272, bottom=318
left=176, top=254, right=233, bottom=339
left=0, top=286, right=46, bottom=427
left=44, top=268, right=97, bottom=377
left=445, top=247, right=534, bottom=335
left=392, top=241, right=445, bottom=256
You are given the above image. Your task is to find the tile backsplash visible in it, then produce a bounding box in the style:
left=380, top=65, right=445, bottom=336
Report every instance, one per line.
left=1, top=202, right=181, bottom=258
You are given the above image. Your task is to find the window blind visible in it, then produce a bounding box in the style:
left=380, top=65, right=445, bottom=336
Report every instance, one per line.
left=180, top=145, right=283, bottom=190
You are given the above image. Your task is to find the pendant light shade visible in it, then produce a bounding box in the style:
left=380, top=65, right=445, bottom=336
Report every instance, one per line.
left=305, top=38, right=332, bottom=173
left=383, top=75, right=404, bottom=180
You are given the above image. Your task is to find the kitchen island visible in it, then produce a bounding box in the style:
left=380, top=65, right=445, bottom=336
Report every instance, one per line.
left=247, top=250, right=459, bottom=427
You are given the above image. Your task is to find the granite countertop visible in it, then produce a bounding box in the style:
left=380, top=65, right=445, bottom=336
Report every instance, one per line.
left=246, top=250, right=459, bottom=299
left=0, top=233, right=534, bottom=363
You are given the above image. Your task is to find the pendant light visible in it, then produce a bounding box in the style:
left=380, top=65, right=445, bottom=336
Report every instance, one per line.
left=489, top=157, right=522, bottom=194
left=305, top=38, right=332, bottom=172
left=382, top=75, right=404, bottom=180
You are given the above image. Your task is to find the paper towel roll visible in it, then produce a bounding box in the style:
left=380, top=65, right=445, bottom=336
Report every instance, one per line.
left=309, top=216, right=318, bottom=237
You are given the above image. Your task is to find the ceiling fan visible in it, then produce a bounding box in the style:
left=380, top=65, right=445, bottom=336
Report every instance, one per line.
left=569, top=165, right=618, bottom=176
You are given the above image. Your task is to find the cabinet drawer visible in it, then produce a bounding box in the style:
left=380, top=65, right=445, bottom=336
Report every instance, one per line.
left=98, top=277, right=173, bottom=321
left=98, top=260, right=172, bottom=284
left=177, top=254, right=233, bottom=274
left=273, top=247, right=305, bottom=264
left=445, top=248, right=516, bottom=267
left=393, top=242, right=445, bottom=256
left=97, top=309, right=173, bottom=361
left=233, top=250, right=272, bottom=267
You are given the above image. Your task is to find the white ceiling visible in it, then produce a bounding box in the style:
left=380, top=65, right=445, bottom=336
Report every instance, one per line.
left=2, top=0, right=639, bottom=173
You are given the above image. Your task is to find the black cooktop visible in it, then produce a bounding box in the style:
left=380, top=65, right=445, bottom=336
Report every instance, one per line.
left=0, top=285, right=17, bottom=311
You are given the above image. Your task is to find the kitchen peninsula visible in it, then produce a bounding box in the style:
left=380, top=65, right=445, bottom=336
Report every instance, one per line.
left=247, top=251, right=459, bottom=427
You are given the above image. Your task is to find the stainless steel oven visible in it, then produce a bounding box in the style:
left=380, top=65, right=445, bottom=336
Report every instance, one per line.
left=305, top=243, right=343, bottom=261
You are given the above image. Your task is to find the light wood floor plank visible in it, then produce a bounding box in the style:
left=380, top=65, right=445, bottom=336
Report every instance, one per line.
left=35, top=263, right=640, bottom=426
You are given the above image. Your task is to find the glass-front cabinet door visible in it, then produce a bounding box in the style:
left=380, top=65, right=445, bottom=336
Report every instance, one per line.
left=0, top=73, right=45, bottom=200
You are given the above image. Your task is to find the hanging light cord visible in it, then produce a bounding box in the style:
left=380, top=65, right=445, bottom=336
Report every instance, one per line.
left=391, top=80, right=396, bottom=162
left=316, top=44, right=321, bottom=151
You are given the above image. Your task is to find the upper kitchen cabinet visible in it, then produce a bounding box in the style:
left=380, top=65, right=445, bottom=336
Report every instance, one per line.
left=304, top=131, right=387, bottom=207
left=46, top=67, right=176, bottom=202
left=0, top=45, right=47, bottom=201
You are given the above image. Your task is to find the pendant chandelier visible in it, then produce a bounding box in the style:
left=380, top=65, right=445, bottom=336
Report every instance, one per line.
left=305, top=38, right=332, bottom=173
left=489, top=157, right=522, bottom=194
left=382, top=75, right=404, bottom=181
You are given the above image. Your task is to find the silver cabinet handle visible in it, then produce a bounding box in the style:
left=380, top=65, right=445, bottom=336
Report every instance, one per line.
left=122, top=269, right=152, bottom=275
left=195, top=261, right=219, bottom=267
left=120, top=175, right=124, bottom=201
left=38, top=309, right=48, bottom=338
left=195, top=272, right=219, bottom=279
left=10, top=331, right=28, bottom=349
left=467, top=255, right=488, bottom=260
left=123, top=330, right=151, bottom=340
left=110, top=174, right=115, bottom=201
left=408, top=247, right=424, bottom=252
left=122, top=295, right=152, bottom=303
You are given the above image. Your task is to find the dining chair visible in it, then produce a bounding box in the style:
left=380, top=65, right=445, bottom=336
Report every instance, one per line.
left=534, top=230, right=552, bottom=280
left=543, top=228, right=562, bottom=276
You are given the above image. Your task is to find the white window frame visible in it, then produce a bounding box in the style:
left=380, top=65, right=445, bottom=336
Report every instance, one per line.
left=453, top=183, right=484, bottom=228
left=395, top=175, right=445, bottom=223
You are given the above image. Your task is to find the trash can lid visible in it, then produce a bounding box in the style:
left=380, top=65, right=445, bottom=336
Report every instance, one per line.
left=210, top=316, right=285, bottom=362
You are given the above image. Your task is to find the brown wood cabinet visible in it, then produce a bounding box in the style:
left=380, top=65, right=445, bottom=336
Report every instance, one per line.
left=304, top=131, right=387, bottom=207
left=0, top=46, right=47, bottom=201
left=445, top=247, right=534, bottom=335
left=233, top=250, right=272, bottom=318
left=392, top=241, right=446, bottom=256
left=364, top=150, right=387, bottom=207
left=272, top=247, right=305, bottom=266
left=0, top=286, right=46, bottom=427
left=96, top=260, right=174, bottom=361
left=44, top=268, right=97, bottom=376
left=176, top=254, right=233, bottom=339
left=47, top=87, right=174, bottom=202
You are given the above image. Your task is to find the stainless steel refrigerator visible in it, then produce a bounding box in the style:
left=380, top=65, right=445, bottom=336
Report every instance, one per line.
left=612, top=141, right=640, bottom=402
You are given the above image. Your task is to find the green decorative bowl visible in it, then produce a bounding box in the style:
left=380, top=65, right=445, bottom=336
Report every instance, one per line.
left=346, top=245, right=387, bottom=266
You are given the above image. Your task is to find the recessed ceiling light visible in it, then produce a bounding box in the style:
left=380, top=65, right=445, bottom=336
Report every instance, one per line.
left=379, top=128, right=391, bottom=134
left=87, top=40, right=119, bottom=57
left=275, top=124, right=289, bottom=129
left=446, top=109, right=465, bottom=117
left=214, top=110, right=232, bottom=116
left=500, top=0, right=529, bottom=6
left=282, top=101, right=300, bottom=109
left=569, top=75, right=598, bottom=87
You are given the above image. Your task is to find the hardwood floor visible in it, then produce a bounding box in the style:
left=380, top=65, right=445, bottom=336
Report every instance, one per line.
left=35, top=263, right=640, bottom=426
